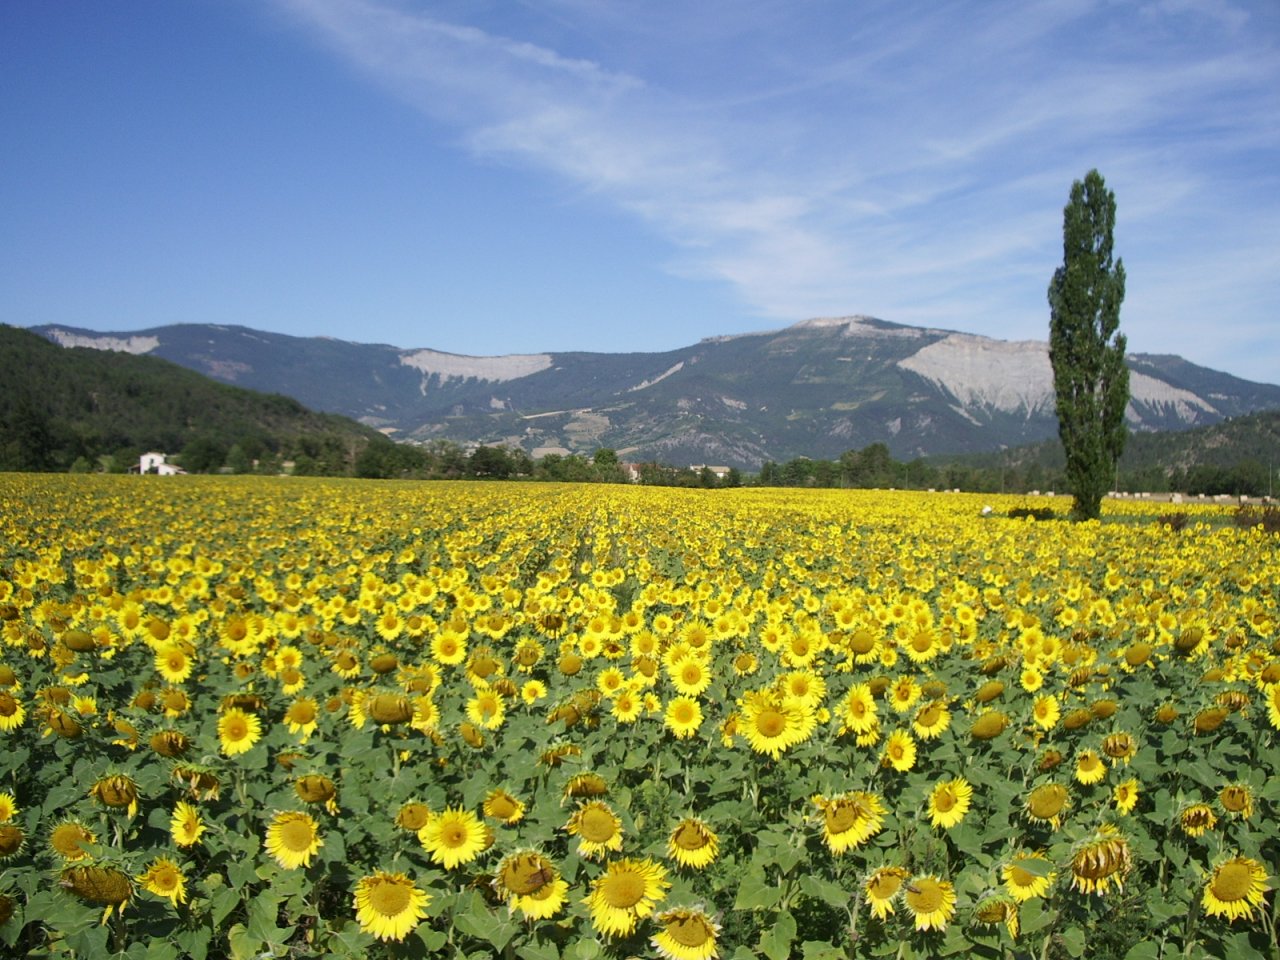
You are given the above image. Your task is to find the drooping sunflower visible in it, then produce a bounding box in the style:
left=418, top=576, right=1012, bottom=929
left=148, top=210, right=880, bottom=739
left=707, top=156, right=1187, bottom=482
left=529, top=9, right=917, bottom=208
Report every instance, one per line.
left=1201, top=856, right=1269, bottom=922
left=419, top=806, right=489, bottom=869
left=1069, top=825, right=1132, bottom=896
left=1179, top=802, right=1217, bottom=837
left=974, top=894, right=1020, bottom=938
left=1025, top=783, right=1070, bottom=829
left=171, top=801, right=205, bottom=847
left=584, top=857, right=670, bottom=938
left=665, top=696, right=703, bottom=740
left=353, top=870, right=431, bottom=942
left=651, top=905, right=721, bottom=960
left=1218, top=784, right=1253, bottom=819
left=666, top=817, right=719, bottom=870
left=482, top=789, right=525, bottom=826
left=903, top=874, right=956, bottom=931
left=217, top=707, right=262, bottom=757
left=137, top=856, right=187, bottom=906
left=90, top=774, right=140, bottom=819
left=265, top=811, right=324, bottom=869
left=813, top=791, right=887, bottom=854
left=882, top=728, right=917, bottom=772
left=927, top=778, right=973, bottom=830
left=493, top=849, right=568, bottom=920
left=0, top=823, right=24, bottom=860
left=566, top=800, right=625, bottom=860
left=396, top=801, right=433, bottom=833
left=0, top=690, right=26, bottom=731
left=60, top=863, right=133, bottom=922
left=1002, top=851, right=1056, bottom=901
left=864, top=866, right=910, bottom=919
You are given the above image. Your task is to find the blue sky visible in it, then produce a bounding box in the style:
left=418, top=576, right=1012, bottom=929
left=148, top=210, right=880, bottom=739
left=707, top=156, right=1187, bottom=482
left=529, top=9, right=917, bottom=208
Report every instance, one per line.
left=3, top=0, right=1278, bottom=382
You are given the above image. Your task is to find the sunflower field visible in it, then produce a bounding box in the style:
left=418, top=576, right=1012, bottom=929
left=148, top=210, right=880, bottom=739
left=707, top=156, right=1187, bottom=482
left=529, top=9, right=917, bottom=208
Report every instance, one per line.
left=0, top=474, right=1276, bottom=960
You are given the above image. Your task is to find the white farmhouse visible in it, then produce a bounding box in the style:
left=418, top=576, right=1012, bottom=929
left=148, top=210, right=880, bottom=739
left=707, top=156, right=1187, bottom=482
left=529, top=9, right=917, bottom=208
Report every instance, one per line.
left=138, top=452, right=185, bottom=475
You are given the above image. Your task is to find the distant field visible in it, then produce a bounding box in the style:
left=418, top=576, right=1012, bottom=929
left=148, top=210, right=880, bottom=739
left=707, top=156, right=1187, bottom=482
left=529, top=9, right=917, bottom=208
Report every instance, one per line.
left=0, top=475, right=1275, bottom=959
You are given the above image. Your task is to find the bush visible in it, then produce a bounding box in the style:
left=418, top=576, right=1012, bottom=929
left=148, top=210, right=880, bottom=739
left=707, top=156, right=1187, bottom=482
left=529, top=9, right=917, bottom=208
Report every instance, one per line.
left=1233, top=504, right=1280, bottom=533
left=1008, top=505, right=1057, bottom=521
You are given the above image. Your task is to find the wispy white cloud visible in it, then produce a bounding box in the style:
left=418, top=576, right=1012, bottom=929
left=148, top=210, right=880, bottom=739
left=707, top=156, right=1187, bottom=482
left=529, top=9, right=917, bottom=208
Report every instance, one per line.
left=271, top=0, right=1279, bottom=378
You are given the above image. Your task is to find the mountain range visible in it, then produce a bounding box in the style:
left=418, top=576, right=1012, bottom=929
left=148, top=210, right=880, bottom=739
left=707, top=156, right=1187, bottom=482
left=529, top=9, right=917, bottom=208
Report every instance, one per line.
left=34, top=317, right=1280, bottom=470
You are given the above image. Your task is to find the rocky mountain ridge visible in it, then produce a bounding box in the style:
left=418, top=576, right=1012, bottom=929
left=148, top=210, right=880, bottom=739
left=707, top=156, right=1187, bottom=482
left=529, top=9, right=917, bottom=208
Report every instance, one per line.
left=35, top=317, right=1280, bottom=469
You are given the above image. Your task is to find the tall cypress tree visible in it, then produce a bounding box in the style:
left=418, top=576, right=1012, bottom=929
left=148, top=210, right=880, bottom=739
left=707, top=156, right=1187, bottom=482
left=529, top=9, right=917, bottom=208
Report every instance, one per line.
left=1048, top=169, right=1129, bottom=521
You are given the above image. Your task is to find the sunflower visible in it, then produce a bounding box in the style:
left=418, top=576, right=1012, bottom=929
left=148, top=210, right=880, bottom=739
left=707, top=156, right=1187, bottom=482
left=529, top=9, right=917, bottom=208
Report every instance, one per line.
left=419, top=806, right=489, bottom=869
left=970, top=710, right=1009, bottom=740
left=1002, top=851, right=1056, bottom=901
left=217, top=707, right=262, bottom=757
left=482, top=789, right=525, bottom=826
left=265, top=811, right=323, bottom=869
left=1218, top=784, right=1253, bottom=819
left=882, top=728, right=917, bottom=772
left=665, top=696, right=703, bottom=739
left=137, top=856, right=187, bottom=906
left=49, top=820, right=96, bottom=861
left=585, top=857, right=670, bottom=938
left=927, top=778, right=973, bottom=830
left=739, top=691, right=814, bottom=759
left=171, top=801, right=205, bottom=847
left=1201, top=856, right=1269, bottom=922
left=284, top=697, right=319, bottom=740
left=465, top=686, right=506, bottom=730
left=839, top=683, right=878, bottom=736
left=667, top=817, right=719, bottom=870
left=888, top=675, right=922, bottom=713
left=1112, top=778, right=1140, bottom=815
left=669, top=656, right=713, bottom=697
left=154, top=644, right=194, bottom=684
left=912, top=699, right=950, bottom=740
left=813, top=791, right=886, bottom=854
left=566, top=800, right=625, bottom=860
left=1074, top=750, right=1107, bottom=786
left=1265, top=683, right=1280, bottom=730
left=612, top=688, right=643, bottom=723
left=903, top=875, right=956, bottom=931
left=1031, top=695, right=1060, bottom=730
left=353, top=870, right=431, bottom=942
left=1178, top=803, right=1217, bottom=837
left=864, top=866, right=910, bottom=919
left=493, top=849, right=568, bottom=919
left=1069, top=826, right=1132, bottom=896
left=651, top=905, right=720, bottom=960
left=1025, top=783, right=1070, bottom=829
